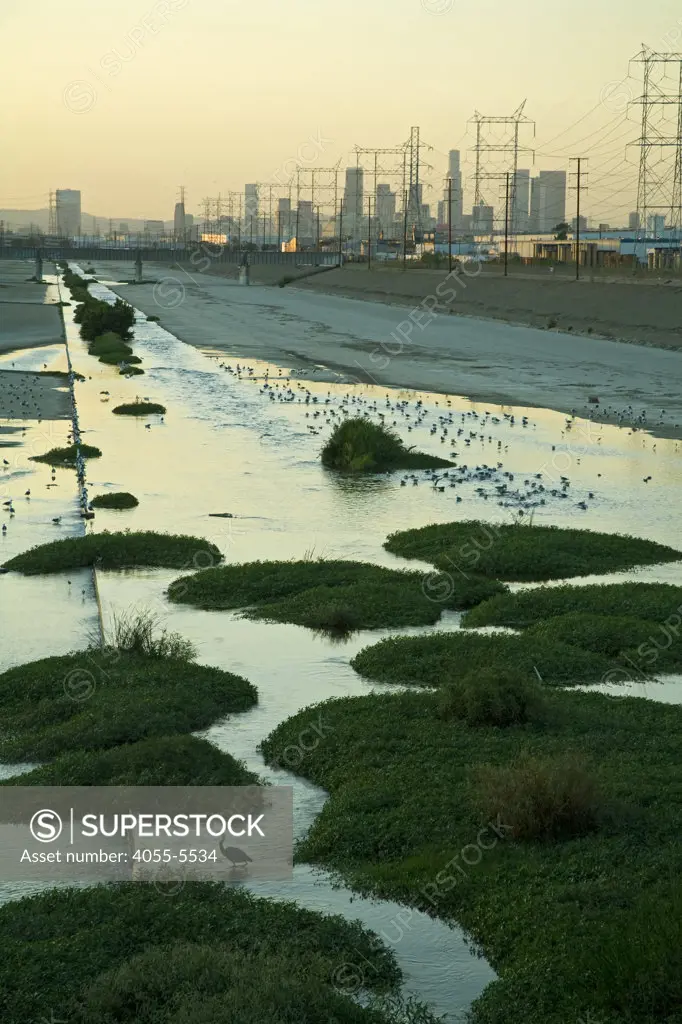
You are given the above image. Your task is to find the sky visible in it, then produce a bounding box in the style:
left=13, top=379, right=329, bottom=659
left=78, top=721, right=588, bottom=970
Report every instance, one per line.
left=1, top=0, right=682, bottom=223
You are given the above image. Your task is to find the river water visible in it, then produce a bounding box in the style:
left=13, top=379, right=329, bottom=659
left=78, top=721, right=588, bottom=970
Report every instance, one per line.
left=0, top=265, right=681, bottom=1020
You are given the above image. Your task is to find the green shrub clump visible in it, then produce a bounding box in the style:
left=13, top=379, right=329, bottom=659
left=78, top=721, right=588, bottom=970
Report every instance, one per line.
left=0, top=650, right=256, bottom=760
left=438, top=668, right=546, bottom=726
left=463, top=581, right=682, bottom=629
left=168, top=559, right=505, bottom=630
left=3, top=530, right=222, bottom=574
left=91, top=491, right=139, bottom=509
left=113, top=401, right=166, bottom=416
left=384, top=520, right=682, bottom=582
left=321, top=418, right=453, bottom=473
left=75, top=297, right=135, bottom=341
left=0, top=884, right=403, bottom=1024
left=29, top=443, right=102, bottom=467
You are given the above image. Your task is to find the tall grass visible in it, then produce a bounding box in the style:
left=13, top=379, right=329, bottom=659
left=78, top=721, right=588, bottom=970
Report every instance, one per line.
left=321, top=418, right=453, bottom=473
left=107, top=607, right=196, bottom=661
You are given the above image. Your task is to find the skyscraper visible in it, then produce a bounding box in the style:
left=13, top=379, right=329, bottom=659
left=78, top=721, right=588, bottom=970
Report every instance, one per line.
left=512, top=169, right=530, bottom=232
left=173, top=201, right=186, bottom=240
left=447, top=150, right=464, bottom=227
left=529, top=171, right=567, bottom=232
left=245, top=184, right=259, bottom=223
left=376, top=184, right=396, bottom=237
left=343, top=167, right=364, bottom=239
left=55, top=189, right=81, bottom=237
left=277, top=197, right=292, bottom=243
left=628, top=211, right=641, bottom=231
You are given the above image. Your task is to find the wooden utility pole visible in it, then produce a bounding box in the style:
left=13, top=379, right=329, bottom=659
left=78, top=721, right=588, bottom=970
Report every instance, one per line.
left=367, top=196, right=372, bottom=270
left=575, top=157, right=582, bottom=281
left=504, top=172, right=510, bottom=277
left=448, top=177, right=453, bottom=272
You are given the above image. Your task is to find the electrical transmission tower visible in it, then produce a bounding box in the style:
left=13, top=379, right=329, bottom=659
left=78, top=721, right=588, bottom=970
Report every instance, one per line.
left=48, top=191, right=57, bottom=235
left=630, top=47, right=682, bottom=243
left=406, top=126, right=434, bottom=239
left=469, top=101, right=535, bottom=235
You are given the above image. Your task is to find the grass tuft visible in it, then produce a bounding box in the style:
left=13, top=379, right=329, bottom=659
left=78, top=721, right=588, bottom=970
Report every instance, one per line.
left=321, top=418, right=453, bottom=473
left=476, top=753, right=603, bottom=841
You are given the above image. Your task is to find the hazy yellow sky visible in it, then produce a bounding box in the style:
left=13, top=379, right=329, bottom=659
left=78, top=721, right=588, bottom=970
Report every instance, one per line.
left=1, top=0, right=681, bottom=221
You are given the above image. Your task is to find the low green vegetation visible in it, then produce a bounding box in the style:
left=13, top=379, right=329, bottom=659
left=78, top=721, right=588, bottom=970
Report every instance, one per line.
left=0, top=884, right=417, bottom=1024
left=438, top=668, right=546, bottom=726
left=121, top=365, right=144, bottom=375
left=2, top=735, right=256, bottom=787
left=74, top=296, right=135, bottom=342
left=351, top=630, right=612, bottom=688
left=384, top=520, right=682, bottom=582
left=146, top=313, right=160, bottom=321
left=87, top=331, right=141, bottom=366
left=321, top=418, right=453, bottom=473
left=167, top=559, right=505, bottom=631
left=525, top=612, right=682, bottom=672
left=261, top=687, right=682, bottom=1024
left=113, top=401, right=166, bottom=416
left=3, top=530, right=222, bottom=574
left=29, top=442, right=102, bottom=467
left=91, top=491, right=139, bottom=509
left=463, top=581, right=682, bottom=629
left=0, top=649, right=256, bottom=761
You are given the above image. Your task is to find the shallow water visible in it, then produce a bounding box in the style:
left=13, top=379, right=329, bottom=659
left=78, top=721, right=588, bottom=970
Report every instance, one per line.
left=0, top=266, right=681, bottom=1019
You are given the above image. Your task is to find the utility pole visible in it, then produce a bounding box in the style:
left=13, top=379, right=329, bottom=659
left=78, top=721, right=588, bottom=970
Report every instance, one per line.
left=569, top=157, right=588, bottom=281
left=448, top=176, right=453, bottom=272
left=504, top=172, right=510, bottom=277
left=295, top=203, right=300, bottom=253
left=367, top=196, right=372, bottom=269
left=338, top=198, right=344, bottom=265
left=402, top=189, right=409, bottom=271
left=316, top=206, right=320, bottom=250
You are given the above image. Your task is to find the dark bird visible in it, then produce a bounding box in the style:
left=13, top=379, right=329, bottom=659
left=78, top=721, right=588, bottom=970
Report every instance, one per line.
left=219, top=842, right=252, bottom=867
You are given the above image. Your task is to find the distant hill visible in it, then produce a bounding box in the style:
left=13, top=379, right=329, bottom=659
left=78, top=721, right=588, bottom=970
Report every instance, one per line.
left=0, top=209, right=172, bottom=234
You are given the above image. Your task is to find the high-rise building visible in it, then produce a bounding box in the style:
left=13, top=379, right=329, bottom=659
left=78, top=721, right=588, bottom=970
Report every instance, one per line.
left=376, top=184, right=396, bottom=237
left=529, top=171, right=567, bottom=232
left=446, top=150, right=464, bottom=228
left=297, top=200, right=315, bottom=245
left=55, top=189, right=81, bottom=237
left=245, top=184, right=259, bottom=224
left=512, top=169, right=530, bottom=232
left=628, top=211, right=641, bottom=231
left=472, top=202, right=494, bottom=236
left=277, top=198, right=292, bottom=242
left=647, top=213, right=666, bottom=236
left=572, top=215, right=588, bottom=232
left=173, top=201, right=186, bottom=240
left=343, top=167, right=364, bottom=239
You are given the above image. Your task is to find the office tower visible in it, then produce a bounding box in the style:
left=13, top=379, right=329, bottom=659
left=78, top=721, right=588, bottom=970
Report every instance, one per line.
left=447, top=149, right=464, bottom=227
left=572, top=215, right=588, bottom=232
left=628, top=211, right=641, bottom=231
left=297, top=200, right=314, bottom=244
left=343, top=167, right=364, bottom=239
left=647, top=213, right=666, bottom=236
left=173, top=201, right=186, bottom=240
left=245, top=184, right=259, bottom=223
left=55, top=189, right=81, bottom=237
left=277, top=197, right=292, bottom=242
left=376, top=184, right=396, bottom=237
left=512, top=169, right=530, bottom=232
left=472, top=202, right=494, bottom=236
left=529, top=171, right=567, bottom=232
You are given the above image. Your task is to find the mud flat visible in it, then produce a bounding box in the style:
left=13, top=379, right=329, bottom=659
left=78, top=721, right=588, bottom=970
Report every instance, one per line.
left=94, top=260, right=682, bottom=440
